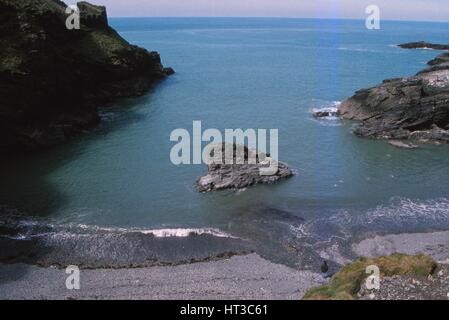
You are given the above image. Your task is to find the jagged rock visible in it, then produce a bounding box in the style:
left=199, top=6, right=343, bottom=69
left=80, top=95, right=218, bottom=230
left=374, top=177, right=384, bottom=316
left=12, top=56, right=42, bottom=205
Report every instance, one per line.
left=163, top=67, right=176, bottom=76
left=313, top=109, right=340, bottom=118
left=0, top=0, right=173, bottom=152
left=409, top=125, right=449, bottom=143
left=77, top=1, right=108, bottom=29
left=197, top=143, right=294, bottom=192
left=340, top=42, right=449, bottom=144
left=428, top=52, right=449, bottom=66
left=398, top=41, right=449, bottom=50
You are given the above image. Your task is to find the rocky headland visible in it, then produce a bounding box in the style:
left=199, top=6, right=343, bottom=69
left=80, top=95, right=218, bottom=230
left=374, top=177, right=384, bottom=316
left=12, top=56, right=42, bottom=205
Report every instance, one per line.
left=0, top=0, right=173, bottom=152
left=339, top=42, right=449, bottom=145
left=197, top=143, right=294, bottom=192
left=398, top=41, right=449, bottom=51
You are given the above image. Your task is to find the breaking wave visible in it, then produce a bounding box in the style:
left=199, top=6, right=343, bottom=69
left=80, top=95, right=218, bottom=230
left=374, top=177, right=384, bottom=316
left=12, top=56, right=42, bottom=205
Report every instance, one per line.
left=0, top=210, right=249, bottom=268
left=309, top=101, right=342, bottom=126
left=332, top=197, right=449, bottom=228
left=142, top=228, right=235, bottom=238
left=289, top=197, right=449, bottom=244
left=0, top=208, right=237, bottom=241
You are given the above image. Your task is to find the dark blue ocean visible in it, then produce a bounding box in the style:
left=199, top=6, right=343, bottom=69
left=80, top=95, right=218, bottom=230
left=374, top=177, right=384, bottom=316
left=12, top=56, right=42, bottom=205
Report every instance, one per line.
left=2, top=18, right=449, bottom=267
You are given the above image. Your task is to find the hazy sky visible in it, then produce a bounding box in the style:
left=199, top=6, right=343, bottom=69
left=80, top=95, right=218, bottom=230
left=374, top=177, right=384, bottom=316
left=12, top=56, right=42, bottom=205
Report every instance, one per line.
left=91, top=0, right=449, bottom=21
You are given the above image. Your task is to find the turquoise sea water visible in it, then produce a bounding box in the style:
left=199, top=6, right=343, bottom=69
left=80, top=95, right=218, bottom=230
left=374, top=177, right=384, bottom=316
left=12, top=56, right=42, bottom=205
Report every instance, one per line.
left=2, top=19, right=449, bottom=267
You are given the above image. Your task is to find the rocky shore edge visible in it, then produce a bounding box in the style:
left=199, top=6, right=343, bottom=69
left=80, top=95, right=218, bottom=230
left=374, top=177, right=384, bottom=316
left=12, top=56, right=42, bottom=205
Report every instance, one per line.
left=339, top=42, right=449, bottom=146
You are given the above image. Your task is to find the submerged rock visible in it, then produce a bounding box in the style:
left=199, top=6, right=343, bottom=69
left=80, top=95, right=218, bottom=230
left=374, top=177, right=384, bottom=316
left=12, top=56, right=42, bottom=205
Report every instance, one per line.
left=388, top=140, right=418, bottom=149
left=197, top=143, right=294, bottom=192
left=0, top=0, right=173, bottom=152
left=340, top=42, right=449, bottom=145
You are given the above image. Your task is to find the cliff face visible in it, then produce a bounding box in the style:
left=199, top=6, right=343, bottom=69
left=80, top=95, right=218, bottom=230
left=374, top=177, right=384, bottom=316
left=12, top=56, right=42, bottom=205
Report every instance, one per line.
left=339, top=44, right=449, bottom=143
left=0, top=0, right=173, bottom=152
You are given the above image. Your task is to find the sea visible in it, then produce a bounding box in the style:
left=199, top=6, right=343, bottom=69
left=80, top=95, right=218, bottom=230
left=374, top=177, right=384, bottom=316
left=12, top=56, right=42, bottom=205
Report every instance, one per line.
left=1, top=18, right=449, bottom=270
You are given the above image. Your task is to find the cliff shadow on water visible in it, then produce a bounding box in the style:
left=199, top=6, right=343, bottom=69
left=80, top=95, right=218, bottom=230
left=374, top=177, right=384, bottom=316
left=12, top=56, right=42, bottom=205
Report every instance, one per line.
left=0, top=92, right=160, bottom=216
left=0, top=91, right=195, bottom=279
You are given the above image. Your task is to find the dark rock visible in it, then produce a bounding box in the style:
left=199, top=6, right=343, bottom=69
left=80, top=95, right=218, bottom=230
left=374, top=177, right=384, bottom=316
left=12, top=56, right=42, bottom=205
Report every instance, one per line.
left=313, top=109, right=340, bottom=118
left=163, top=67, right=175, bottom=76
left=398, top=41, right=449, bottom=51
left=417, top=62, right=449, bottom=75
left=0, top=0, right=173, bottom=152
left=428, top=52, right=449, bottom=66
left=197, top=143, right=294, bottom=192
left=77, top=1, right=108, bottom=29
left=321, top=260, right=329, bottom=274
left=340, top=42, right=449, bottom=144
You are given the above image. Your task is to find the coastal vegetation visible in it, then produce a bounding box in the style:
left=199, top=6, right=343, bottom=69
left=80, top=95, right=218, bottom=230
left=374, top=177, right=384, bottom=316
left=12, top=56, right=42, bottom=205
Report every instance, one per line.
left=303, top=253, right=437, bottom=300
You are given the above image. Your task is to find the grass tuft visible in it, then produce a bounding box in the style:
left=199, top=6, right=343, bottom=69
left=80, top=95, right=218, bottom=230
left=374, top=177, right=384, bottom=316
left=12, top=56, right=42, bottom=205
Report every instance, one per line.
left=303, top=253, right=437, bottom=300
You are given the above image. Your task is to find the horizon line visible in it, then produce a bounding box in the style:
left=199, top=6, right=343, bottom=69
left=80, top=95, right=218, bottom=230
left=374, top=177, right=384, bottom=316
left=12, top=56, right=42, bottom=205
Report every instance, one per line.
left=107, top=16, right=449, bottom=24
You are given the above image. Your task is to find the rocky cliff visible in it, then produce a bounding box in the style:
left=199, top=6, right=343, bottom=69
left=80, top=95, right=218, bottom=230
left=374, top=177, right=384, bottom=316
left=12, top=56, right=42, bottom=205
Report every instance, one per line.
left=196, top=143, right=294, bottom=192
left=0, top=0, right=173, bottom=152
left=339, top=43, right=449, bottom=144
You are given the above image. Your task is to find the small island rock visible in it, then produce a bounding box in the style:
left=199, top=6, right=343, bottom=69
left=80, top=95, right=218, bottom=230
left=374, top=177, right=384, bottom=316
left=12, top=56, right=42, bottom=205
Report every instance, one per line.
left=197, top=143, right=294, bottom=192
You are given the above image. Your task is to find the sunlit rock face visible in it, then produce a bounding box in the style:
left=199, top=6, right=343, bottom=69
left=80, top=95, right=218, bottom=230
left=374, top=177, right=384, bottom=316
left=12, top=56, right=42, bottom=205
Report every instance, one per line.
left=340, top=44, right=449, bottom=144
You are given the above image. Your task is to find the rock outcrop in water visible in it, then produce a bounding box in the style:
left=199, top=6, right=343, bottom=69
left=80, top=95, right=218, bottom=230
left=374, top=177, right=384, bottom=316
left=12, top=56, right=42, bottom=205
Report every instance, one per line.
left=0, top=0, right=173, bottom=152
left=398, top=41, right=449, bottom=51
left=197, top=143, right=294, bottom=192
left=340, top=43, right=449, bottom=144
left=313, top=108, right=340, bottom=118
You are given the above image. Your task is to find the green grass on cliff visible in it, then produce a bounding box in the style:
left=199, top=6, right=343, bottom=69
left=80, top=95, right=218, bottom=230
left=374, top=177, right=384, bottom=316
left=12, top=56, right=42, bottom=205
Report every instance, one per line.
left=0, top=55, right=23, bottom=73
left=303, top=253, right=437, bottom=300
left=89, top=29, right=128, bottom=54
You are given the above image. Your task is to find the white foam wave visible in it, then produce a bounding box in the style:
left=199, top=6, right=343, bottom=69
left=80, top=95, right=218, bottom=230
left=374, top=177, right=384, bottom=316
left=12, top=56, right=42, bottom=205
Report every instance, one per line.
left=0, top=211, right=238, bottom=240
left=310, top=101, right=341, bottom=115
left=287, top=197, right=449, bottom=244
left=309, top=101, right=342, bottom=126
left=311, top=106, right=339, bottom=116
left=317, top=197, right=449, bottom=231
left=140, top=228, right=237, bottom=238
left=74, top=224, right=237, bottom=238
